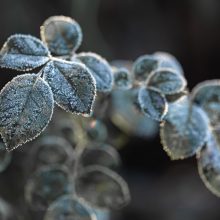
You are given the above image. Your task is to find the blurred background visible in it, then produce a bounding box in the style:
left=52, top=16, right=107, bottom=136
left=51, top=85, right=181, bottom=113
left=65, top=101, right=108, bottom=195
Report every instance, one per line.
left=0, top=0, right=220, bottom=220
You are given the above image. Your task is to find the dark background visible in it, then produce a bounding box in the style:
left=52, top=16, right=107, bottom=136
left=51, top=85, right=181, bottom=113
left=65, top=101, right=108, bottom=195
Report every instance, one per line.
left=0, top=0, right=220, bottom=220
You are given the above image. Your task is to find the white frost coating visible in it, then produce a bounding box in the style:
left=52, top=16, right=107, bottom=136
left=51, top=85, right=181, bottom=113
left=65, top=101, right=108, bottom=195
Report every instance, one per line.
left=161, top=97, right=210, bottom=160
left=0, top=34, right=50, bottom=71
left=42, top=59, right=96, bottom=116
left=137, top=87, right=168, bottom=121
left=41, top=15, right=83, bottom=56
left=76, top=52, right=113, bottom=92
left=44, top=195, right=97, bottom=220
left=147, top=68, right=187, bottom=95
left=0, top=74, right=54, bottom=151
left=75, top=165, right=131, bottom=210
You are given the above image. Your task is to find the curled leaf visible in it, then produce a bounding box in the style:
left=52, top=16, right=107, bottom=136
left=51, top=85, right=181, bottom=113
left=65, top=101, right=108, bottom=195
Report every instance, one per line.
left=76, top=53, right=113, bottom=92
left=197, top=131, right=220, bottom=197
left=25, top=166, right=72, bottom=211
left=154, top=51, right=184, bottom=75
left=147, top=68, right=187, bottom=95
left=137, top=87, right=168, bottom=121
left=0, top=34, right=50, bottom=71
left=113, top=67, right=132, bottom=90
left=161, top=97, right=210, bottom=160
left=132, top=54, right=159, bottom=82
left=192, top=80, right=220, bottom=127
left=0, top=74, right=54, bottom=151
left=44, top=195, right=97, bottom=220
left=79, top=144, right=121, bottom=169
left=75, top=165, right=130, bottom=210
left=41, top=16, right=82, bottom=56
left=42, top=59, right=96, bottom=116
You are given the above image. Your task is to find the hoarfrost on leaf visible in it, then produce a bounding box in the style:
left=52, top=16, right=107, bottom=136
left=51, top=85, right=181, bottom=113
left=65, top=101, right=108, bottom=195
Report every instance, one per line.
left=192, top=80, right=220, bottom=128
left=76, top=52, right=113, bottom=92
left=147, top=68, right=187, bottom=95
left=0, top=34, right=50, bottom=71
left=41, top=16, right=82, bottom=56
left=137, top=87, right=168, bottom=121
left=0, top=74, right=54, bottom=151
left=42, top=59, right=96, bottom=116
left=160, top=97, right=210, bottom=160
left=75, top=165, right=130, bottom=210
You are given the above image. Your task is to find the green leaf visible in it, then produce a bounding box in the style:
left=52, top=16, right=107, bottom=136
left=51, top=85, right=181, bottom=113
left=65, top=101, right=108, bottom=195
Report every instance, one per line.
left=0, top=34, right=50, bottom=71
left=42, top=59, right=96, bottom=116
left=0, top=74, right=54, bottom=151
left=137, top=87, right=168, bottom=121
left=147, top=68, right=187, bottom=95
left=161, top=97, right=209, bottom=160
left=41, top=16, right=82, bottom=56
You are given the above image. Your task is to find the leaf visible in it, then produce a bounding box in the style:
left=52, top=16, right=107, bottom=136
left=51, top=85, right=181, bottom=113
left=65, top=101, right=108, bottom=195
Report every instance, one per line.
left=147, top=68, right=187, bottom=95
left=113, top=67, right=133, bottom=90
left=75, top=165, right=130, bottom=210
left=165, top=89, right=188, bottom=103
left=44, top=195, right=97, bottom=220
left=0, top=142, right=12, bottom=173
left=0, top=34, right=50, bottom=71
left=25, top=166, right=72, bottom=211
left=27, top=136, right=75, bottom=173
left=154, top=51, right=184, bottom=75
left=192, top=80, right=220, bottom=127
left=79, top=144, right=121, bottom=169
left=42, top=59, right=96, bottom=116
left=0, top=74, right=54, bottom=151
left=197, top=130, right=220, bottom=197
left=75, top=52, right=113, bottom=92
left=137, top=87, right=168, bottom=121
left=132, top=54, right=159, bottom=82
left=160, top=97, right=210, bottom=160
left=41, top=16, right=82, bottom=56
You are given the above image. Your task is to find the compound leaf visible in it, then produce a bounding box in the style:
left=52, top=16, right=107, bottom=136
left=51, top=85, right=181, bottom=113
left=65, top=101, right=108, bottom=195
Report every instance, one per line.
left=42, top=59, right=96, bottom=116
left=0, top=74, right=54, bottom=151
left=137, top=87, right=168, bottom=121
left=44, top=195, right=97, bottom=220
left=0, top=34, right=50, bottom=71
left=132, top=54, right=159, bottom=82
left=75, top=52, right=113, bottom=92
left=147, top=68, right=187, bottom=95
left=41, top=16, right=82, bottom=56
left=192, top=80, right=220, bottom=127
left=75, top=165, right=130, bottom=210
left=161, top=97, right=209, bottom=160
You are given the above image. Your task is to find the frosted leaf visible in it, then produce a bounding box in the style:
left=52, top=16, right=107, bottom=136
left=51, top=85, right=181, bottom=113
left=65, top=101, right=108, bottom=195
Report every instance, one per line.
left=75, top=165, right=130, bottom=210
left=0, top=34, right=50, bottom=71
left=192, top=80, right=220, bottom=127
left=137, top=87, right=168, bottom=121
left=111, top=89, right=158, bottom=138
left=25, top=166, right=72, bottom=211
left=79, top=144, right=121, bottom=169
left=113, top=67, right=132, bottom=90
left=147, top=68, right=187, bottom=95
left=154, top=51, right=184, bottom=75
left=0, top=142, right=12, bottom=173
left=160, top=97, right=210, bottom=160
left=41, top=16, right=82, bottom=56
left=0, top=74, right=54, bottom=151
left=42, top=59, right=96, bottom=116
left=197, top=131, right=220, bottom=197
left=132, top=54, right=159, bottom=82
left=76, top=53, right=113, bottom=92
left=44, top=195, right=97, bottom=220
left=27, top=136, right=75, bottom=173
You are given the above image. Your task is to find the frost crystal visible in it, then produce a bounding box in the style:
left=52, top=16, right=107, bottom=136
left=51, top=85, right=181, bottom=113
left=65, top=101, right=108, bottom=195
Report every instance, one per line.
left=43, top=59, right=96, bottom=116
left=0, top=34, right=50, bottom=71
left=0, top=74, right=54, bottom=151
